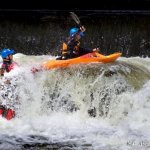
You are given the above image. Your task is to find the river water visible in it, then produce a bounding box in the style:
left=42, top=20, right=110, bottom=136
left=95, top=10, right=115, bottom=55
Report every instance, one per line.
left=0, top=53, right=150, bottom=150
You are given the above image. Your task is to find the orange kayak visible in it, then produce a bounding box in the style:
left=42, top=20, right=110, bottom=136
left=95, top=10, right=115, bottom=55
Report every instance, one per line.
left=42, top=52, right=122, bottom=70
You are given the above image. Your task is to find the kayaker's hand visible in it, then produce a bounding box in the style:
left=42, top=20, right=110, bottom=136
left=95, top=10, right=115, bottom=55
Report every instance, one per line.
left=31, top=67, right=40, bottom=73
left=93, top=48, right=99, bottom=52
left=80, top=26, right=86, bottom=32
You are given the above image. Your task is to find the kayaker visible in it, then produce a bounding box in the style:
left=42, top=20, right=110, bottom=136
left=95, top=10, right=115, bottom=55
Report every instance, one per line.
left=57, top=26, right=99, bottom=60
left=0, top=48, right=18, bottom=120
left=0, top=48, right=19, bottom=76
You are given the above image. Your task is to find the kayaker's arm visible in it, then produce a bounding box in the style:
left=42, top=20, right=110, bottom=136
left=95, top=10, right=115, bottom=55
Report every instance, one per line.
left=79, top=47, right=99, bottom=55
left=31, top=66, right=43, bottom=74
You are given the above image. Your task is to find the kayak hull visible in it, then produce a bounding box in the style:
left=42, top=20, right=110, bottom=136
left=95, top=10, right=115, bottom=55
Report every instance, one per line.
left=42, top=52, right=122, bottom=70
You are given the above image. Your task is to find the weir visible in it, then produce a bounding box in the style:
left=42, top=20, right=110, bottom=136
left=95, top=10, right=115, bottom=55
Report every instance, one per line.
left=0, top=10, right=150, bottom=57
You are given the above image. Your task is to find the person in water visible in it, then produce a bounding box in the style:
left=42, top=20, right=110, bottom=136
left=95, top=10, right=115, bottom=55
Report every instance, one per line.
left=57, top=26, right=99, bottom=60
left=0, top=48, right=18, bottom=120
left=0, top=48, right=18, bottom=76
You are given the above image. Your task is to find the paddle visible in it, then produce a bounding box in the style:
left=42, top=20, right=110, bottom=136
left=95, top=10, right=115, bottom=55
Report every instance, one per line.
left=70, top=12, right=82, bottom=27
left=69, top=11, right=86, bottom=36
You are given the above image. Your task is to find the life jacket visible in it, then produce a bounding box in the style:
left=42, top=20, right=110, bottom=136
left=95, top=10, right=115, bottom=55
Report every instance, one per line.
left=73, top=41, right=80, bottom=55
left=61, top=40, right=81, bottom=56
left=3, top=108, right=15, bottom=120
left=0, top=105, right=15, bottom=120
left=0, top=61, right=18, bottom=76
left=62, top=42, right=68, bottom=55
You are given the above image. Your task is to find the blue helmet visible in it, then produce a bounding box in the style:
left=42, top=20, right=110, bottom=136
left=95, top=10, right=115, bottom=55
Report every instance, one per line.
left=1, top=48, right=15, bottom=59
left=69, top=27, right=84, bottom=37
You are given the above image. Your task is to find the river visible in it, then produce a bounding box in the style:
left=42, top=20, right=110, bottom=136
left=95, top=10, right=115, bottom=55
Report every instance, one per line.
left=0, top=53, right=150, bottom=149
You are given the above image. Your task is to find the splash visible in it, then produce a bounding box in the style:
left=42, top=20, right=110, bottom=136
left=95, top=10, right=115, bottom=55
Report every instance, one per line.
left=0, top=54, right=150, bottom=149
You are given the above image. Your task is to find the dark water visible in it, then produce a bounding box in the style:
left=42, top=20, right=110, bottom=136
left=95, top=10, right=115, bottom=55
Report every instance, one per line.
left=0, top=10, right=150, bottom=57
left=1, top=134, right=89, bottom=150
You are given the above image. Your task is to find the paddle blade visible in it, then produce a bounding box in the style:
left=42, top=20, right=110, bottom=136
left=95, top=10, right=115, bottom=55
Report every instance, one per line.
left=70, top=12, right=81, bottom=25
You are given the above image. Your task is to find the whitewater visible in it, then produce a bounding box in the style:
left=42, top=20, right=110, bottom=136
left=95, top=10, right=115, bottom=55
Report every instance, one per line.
left=0, top=53, right=150, bottom=150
